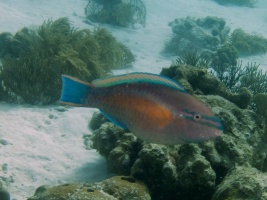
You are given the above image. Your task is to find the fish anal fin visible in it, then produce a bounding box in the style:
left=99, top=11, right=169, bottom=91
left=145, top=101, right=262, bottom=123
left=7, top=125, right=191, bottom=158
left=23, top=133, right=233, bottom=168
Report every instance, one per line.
left=100, top=110, right=128, bottom=130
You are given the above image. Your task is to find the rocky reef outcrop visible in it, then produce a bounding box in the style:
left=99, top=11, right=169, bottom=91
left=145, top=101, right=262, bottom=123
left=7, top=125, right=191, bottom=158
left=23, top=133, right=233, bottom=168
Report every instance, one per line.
left=87, top=65, right=267, bottom=200
left=212, top=166, right=267, bottom=200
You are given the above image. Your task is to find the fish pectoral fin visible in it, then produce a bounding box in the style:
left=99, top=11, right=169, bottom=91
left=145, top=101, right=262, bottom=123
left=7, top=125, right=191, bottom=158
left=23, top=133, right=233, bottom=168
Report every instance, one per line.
left=100, top=110, right=128, bottom=130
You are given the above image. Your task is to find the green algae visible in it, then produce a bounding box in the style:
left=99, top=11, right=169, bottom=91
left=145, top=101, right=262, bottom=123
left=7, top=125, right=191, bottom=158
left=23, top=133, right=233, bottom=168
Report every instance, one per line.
left=0, top=18, right=134, bottom=104
left=230, top=28, right=267, bottom=55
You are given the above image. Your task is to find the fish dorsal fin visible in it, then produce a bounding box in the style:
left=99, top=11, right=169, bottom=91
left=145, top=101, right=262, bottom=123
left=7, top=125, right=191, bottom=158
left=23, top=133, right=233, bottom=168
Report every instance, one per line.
left=92, top=72, right=187, bottom=93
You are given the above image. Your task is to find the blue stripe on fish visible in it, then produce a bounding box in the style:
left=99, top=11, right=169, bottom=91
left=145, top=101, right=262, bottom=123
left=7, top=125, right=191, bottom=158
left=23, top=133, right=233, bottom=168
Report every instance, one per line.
left=60, top=75, right=91, bottom=105
left=92, top=72, right=188, bottom=94
left=202, top=115, right=224, bottom=131
left=181, top=109, right=224, bottom=131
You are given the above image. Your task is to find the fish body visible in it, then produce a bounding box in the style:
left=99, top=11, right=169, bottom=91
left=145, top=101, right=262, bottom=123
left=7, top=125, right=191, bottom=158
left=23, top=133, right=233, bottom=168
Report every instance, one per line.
left=60, top=73, right=223, bottom=145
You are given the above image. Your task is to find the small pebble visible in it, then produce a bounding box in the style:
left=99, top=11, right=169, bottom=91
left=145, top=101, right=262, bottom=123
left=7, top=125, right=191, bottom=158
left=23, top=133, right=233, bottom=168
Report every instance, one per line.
left=0, top=139, right=9, bottom=146
left=54, top=107, right=68, bottom=112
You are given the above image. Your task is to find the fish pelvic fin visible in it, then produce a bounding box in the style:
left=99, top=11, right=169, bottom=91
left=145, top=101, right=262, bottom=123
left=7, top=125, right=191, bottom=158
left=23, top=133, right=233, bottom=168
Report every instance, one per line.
left=100, top=110, right=129, bottom=130
left=60, top=75, right=93, bottom=106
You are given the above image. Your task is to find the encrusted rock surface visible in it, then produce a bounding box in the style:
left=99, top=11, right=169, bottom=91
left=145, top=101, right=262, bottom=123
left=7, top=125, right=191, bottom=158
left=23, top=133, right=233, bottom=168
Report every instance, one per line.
left=89, top=93, right=265, bottom=199
left=160, top=65, right=253, bottom=109
left=212, top=167, right=267, bottom=200
left=28, top=176, right=150, bottom=200
left=87, top=65, right=266, bottom=200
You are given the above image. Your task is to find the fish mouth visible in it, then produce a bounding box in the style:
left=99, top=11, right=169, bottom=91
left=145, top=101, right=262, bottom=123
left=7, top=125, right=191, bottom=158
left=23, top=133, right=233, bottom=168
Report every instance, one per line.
left=182, top=127, right=223, bottom=143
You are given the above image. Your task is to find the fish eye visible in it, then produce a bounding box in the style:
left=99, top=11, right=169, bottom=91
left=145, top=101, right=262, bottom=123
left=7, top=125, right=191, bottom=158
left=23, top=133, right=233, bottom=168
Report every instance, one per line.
left=193, top=114, right=201, bottom=121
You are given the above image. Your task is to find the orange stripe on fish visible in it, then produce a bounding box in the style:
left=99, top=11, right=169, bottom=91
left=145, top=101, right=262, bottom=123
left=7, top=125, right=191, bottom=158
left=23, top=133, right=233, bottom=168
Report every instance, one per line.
left=121, top=96, right=173, bottom=128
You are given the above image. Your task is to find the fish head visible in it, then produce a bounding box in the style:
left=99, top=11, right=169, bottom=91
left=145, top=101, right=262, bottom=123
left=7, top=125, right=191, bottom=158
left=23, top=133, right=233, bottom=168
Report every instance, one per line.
left=174, top=108, right=223, bottom=143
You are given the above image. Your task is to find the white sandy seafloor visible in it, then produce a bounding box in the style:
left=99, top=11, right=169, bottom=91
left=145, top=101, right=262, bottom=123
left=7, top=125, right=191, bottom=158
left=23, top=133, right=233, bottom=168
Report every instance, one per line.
left=0, top=0, right=266, bottom=199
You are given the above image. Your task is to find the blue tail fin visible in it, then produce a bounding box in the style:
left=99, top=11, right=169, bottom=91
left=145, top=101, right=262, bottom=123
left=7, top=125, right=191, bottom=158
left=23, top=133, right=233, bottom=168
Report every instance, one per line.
left=60, top=75, right=92, bottom=106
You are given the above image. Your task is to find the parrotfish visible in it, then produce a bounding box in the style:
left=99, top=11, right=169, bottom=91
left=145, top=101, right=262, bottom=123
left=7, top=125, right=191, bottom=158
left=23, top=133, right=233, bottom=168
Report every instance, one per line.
left=60, top=73, right=223, bottom=145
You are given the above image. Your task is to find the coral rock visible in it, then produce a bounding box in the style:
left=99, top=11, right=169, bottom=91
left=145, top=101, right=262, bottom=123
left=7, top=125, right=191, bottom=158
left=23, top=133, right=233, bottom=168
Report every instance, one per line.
left=212, top=167, right=267, bottom=200
left=28, top=176, right=150, bottom=200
